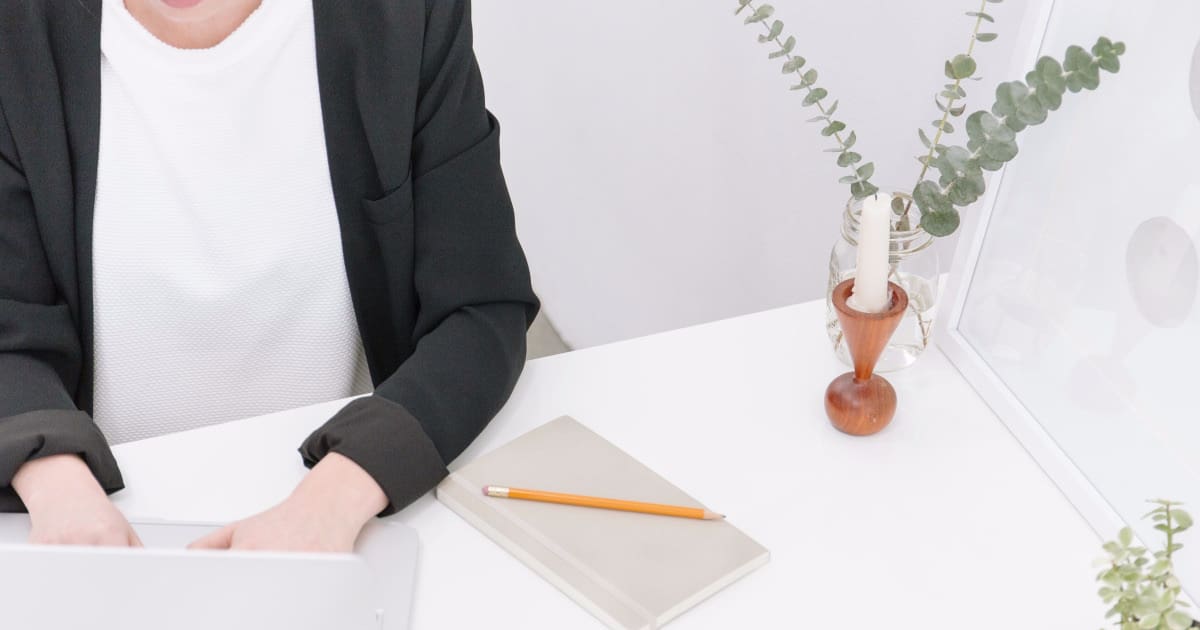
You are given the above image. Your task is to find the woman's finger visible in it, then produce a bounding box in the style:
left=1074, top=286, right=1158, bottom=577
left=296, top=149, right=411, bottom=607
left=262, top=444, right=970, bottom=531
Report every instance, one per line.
left=187, top=524, right=235, bottom=550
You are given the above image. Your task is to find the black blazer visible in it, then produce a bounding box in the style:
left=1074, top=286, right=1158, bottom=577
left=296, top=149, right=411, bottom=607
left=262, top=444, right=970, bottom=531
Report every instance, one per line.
left=0, top=0, right=539, bottom=515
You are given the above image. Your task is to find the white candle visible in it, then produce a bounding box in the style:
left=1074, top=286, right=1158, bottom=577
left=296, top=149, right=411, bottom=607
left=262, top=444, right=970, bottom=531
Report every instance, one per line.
left=847, top=193, right=892, bottom=313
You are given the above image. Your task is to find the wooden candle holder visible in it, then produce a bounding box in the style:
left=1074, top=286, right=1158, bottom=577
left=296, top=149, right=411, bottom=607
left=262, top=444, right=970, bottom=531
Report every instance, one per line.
left=825, top=279, right=909, bottom=436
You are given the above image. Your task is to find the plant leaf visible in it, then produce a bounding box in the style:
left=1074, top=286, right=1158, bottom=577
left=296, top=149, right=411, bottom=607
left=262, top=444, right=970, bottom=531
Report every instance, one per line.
left=769, top=35, right=795, bottom=59
left=949, top=54, right=977, bottom=80
left=822, top=121, right=846, bottom=136
left=976, top=32, right=998, bottom=42
left=850, top=180, right=879, bottom=200
left=759, top=20, right=783, bottom=42
left=802, top=87, right=828, bottom=106
left=965, top=11, right=995, bottom=22
left=837, top=151, right=862, bottom=167
left=745, top=4, right=774, bottom=24
left=782, top=56, right=806, bottom=73
left=922, top=209, right=961, bottom=236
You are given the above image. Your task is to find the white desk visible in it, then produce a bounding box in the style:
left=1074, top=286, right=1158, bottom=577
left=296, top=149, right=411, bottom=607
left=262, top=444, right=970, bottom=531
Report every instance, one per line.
left=111, top=299, right=1108, bottom=628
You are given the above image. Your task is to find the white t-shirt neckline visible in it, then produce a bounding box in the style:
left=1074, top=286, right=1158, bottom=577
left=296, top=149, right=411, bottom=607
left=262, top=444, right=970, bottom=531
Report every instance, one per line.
left=101, top=0, right=293, bottom=72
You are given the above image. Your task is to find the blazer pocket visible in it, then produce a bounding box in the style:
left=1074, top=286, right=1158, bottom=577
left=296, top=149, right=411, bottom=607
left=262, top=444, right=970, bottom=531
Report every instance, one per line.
left=360, top=175, right=415, bottom=225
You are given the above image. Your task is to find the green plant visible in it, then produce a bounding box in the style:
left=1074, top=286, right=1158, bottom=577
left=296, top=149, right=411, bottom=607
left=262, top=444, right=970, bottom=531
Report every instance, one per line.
left=908, top=22, right=1125, bottom=235
left=735, top=0, right=878, bottom=200
left=1098, top=500, right=1198, bottom=629
left=732, top=1, right=1125, bottom=237
left=899, top=0, right=1001, bottom=232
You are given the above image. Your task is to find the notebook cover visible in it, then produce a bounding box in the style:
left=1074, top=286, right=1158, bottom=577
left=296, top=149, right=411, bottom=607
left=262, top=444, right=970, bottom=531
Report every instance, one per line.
left=435, top=416, right=769, bottom=629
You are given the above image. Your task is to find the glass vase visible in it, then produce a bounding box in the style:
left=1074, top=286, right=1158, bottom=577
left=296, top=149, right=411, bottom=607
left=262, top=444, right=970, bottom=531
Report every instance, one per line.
left=826, top=189, right=940, bottom=372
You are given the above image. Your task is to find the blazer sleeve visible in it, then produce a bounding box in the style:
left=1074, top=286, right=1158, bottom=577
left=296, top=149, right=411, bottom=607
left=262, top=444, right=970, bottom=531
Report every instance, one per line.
left=299, top=0, right=540, bottom=516
left=0, top=101, right=124, bottom=512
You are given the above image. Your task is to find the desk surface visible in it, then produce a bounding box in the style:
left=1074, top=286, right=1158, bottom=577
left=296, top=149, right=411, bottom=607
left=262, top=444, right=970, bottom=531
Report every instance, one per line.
left=110, top=299, right=1108, bottom=628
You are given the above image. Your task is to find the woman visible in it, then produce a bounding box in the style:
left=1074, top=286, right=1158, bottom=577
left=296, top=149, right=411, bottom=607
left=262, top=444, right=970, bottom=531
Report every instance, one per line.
left=0, top=0, right=538, bottom=552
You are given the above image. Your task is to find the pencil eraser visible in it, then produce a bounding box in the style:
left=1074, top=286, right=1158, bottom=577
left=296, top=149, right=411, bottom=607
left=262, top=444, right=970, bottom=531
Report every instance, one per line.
left=482, top=485, right=490, bottom=496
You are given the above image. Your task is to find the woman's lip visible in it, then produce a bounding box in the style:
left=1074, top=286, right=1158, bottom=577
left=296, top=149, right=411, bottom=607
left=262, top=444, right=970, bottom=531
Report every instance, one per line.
left=160, top=0, right=205, bottom=8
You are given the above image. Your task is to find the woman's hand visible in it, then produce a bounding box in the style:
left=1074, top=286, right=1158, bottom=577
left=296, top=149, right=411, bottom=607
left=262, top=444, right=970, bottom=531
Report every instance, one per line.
left=12, top=454, right=142, bottom=547
left=188, top=452, right=387, bottom=553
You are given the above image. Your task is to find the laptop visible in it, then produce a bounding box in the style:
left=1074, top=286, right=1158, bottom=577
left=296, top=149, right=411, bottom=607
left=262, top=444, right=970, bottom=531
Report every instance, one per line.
left=0, top=514, right=418, bottom=630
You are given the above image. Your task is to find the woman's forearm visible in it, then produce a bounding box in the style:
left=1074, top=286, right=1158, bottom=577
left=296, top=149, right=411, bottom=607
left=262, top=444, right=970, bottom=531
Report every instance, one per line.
left=12, top=454, right=105, bottom=510
left=293, top=452, right=389, bottom=528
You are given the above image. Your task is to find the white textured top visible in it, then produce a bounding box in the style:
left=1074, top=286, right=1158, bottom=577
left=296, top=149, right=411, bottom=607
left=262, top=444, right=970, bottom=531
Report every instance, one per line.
left=92, top=0, right=373, bottom=444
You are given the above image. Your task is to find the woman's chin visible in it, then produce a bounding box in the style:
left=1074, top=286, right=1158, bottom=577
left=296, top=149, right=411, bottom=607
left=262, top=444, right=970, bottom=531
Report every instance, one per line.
left=160, top=0, right=206, bottom=9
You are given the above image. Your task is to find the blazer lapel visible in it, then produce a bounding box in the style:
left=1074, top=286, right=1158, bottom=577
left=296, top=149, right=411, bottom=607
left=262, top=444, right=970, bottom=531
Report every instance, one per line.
left=59, top=0, right=104, bottom=414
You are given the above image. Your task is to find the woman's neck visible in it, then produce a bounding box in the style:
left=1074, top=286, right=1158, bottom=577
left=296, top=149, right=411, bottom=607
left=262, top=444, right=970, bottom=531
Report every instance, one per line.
left=122, top=0, right=263, bottom=49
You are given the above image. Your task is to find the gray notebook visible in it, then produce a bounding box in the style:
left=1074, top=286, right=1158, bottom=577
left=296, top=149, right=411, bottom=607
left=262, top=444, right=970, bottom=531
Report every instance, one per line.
left=435, top=416, right=769, bottom=630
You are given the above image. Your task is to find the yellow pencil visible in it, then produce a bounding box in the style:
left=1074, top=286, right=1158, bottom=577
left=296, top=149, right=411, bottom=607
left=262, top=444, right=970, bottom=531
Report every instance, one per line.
left=482, top=485, right=725, bottom=520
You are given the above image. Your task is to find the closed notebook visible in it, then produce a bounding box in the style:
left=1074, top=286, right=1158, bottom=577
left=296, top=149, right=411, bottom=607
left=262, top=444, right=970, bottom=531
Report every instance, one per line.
left=435, top=416, right=769, bottom=630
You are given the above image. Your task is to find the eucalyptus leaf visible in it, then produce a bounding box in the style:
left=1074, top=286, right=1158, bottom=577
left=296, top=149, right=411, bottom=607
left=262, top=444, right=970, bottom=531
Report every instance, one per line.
left=992, top=80, right=1029, bottom=117
left=912, top=180, right=950, bottom=214
left=822, top=121, right=846, bottom=136
left=850, top=180, right=879, bottom=200
left=744, top=4, right=774, bottom=24
left=836, top=151, right=861, bottom=166
left=921, top=209, right=960, bottom=237
left=770, top=35, right=795, bottom=58
left=949, top=54, right=977, bottom=79
left=976, top=32, right=998, bottom=42
left=933, top=119, right=955, bottom=134
left=802, top=88, right=828, bottom=106
left=965, top=11, right=994, bottom=22
left=759, top=20, right=783, bottom=42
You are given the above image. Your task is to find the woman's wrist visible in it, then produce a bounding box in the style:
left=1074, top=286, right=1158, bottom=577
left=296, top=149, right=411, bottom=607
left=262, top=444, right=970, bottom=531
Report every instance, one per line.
left=291, top=452, right=389, bottom=530
left=12, top=454, right=105, bottom=512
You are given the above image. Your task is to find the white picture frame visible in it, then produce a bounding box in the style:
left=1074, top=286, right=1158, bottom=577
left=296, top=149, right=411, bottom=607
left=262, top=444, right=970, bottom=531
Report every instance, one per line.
left=937, top=0, right=1200, bottom=592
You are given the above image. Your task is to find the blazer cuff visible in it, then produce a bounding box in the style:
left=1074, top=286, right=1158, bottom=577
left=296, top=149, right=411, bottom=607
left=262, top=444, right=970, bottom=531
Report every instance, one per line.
left=0, top=408, right=125, bottom=513
left=299, top=395, right=448, bottom=516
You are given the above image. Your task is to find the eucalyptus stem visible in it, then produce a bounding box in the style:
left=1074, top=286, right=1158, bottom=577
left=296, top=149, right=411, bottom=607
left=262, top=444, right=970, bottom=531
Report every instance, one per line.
left=746, top=2, right=850, bottom=154
left=901, top=0, right=991, bottom=222
left=736, top=0, right=878, bottom=199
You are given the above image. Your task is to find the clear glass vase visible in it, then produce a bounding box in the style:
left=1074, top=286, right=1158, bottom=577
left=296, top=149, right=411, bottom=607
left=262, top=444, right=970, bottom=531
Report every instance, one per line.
left=826, top=189, right=940, bottom=372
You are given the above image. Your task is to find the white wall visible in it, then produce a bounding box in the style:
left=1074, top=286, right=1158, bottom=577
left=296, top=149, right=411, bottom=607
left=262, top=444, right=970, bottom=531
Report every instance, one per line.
left=472, top=0, right=1037, bottom=349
